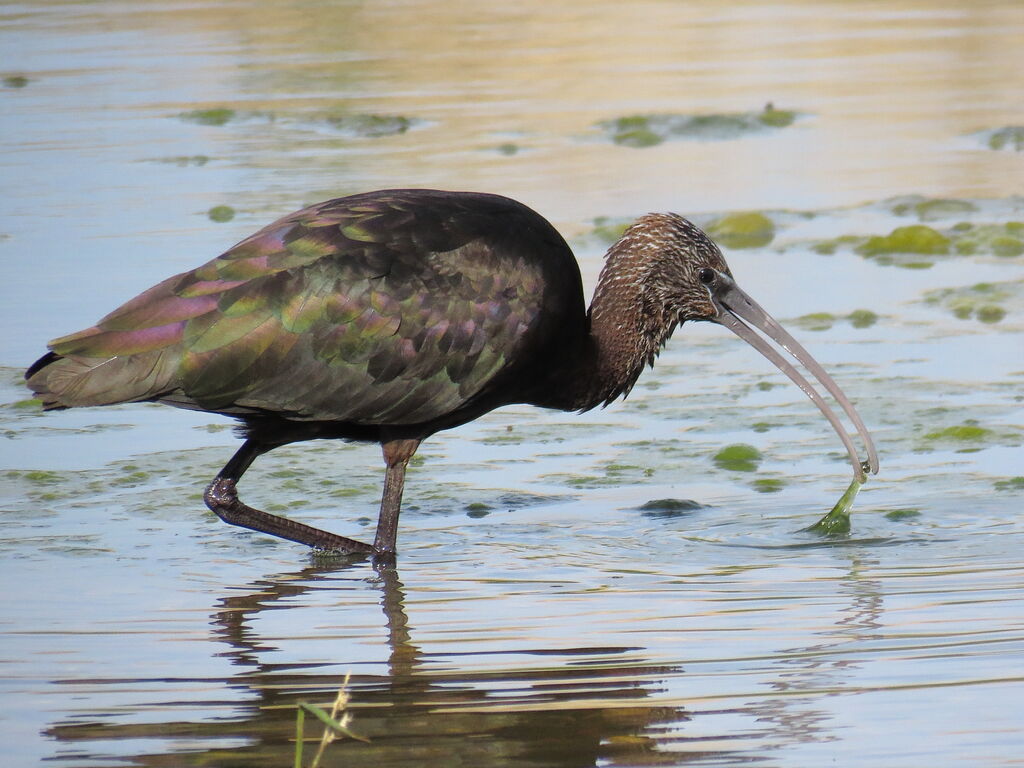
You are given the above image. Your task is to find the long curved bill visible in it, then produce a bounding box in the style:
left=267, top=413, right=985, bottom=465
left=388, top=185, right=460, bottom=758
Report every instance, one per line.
left=710, top=274, right=879, bottom=483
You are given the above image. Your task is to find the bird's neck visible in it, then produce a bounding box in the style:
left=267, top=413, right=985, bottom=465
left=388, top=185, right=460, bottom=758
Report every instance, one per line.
left=552, top=238, right=674, bottom=411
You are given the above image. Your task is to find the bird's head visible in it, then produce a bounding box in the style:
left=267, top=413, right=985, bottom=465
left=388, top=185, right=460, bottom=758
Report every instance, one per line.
left=598, top=212, right=878, bottom=482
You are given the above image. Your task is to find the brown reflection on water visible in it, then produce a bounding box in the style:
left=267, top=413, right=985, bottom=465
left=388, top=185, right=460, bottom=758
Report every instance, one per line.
left=47, top=563, right=695, bottom=767
left=39, top=550, right=901, bottom=766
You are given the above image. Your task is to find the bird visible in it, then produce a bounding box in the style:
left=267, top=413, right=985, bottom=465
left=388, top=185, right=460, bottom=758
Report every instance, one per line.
left=26, top=188, right=878, bottom=562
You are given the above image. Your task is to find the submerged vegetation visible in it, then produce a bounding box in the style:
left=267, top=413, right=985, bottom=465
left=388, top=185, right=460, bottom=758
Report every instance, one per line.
left=207, top=205, right=236, bottom=223
left=792, top=309, right=879, bottom=331
left=713, top=444, right=762, bottom=472
left=707, top=212, right=776, bottom=249
left=812, top=218, right=1024, bottom=268
left=977, top=125, right=1024, bottom=151
left=322, top=112, right=416, bottom=137
left=597, top=104, right=800, bottom=147
left=179, top=107, right=237, bottom=126
left=922, top=279, right=1022, bottom=324
left=176, top=105, right=420, bottom=138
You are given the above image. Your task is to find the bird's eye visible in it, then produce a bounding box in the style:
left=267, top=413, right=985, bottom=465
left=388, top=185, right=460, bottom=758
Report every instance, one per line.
left=698, top=268, right=716, bottom=285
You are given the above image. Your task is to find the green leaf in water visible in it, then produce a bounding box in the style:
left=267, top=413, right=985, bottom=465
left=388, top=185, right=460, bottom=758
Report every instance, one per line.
left=713, top=443, right=762, bottom=472
left=207, top=205, right=235, bottom=223
left=805, top=474, right=862, bottom=535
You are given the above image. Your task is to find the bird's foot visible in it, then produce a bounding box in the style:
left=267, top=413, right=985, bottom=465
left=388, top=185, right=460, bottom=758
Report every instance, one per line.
left=204, top=477, right=376, bottom=555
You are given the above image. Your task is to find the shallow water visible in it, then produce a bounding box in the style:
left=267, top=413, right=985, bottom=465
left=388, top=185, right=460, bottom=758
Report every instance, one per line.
left=1, top=1, right=1023, bottom=766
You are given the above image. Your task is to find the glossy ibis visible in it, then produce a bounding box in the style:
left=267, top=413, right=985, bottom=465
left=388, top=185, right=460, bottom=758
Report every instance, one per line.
left=26, top=189, right=878, bottom=561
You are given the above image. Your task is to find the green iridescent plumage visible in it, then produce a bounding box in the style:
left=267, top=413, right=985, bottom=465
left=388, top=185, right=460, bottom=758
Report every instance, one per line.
left=28, top=190, right=586, bottom=429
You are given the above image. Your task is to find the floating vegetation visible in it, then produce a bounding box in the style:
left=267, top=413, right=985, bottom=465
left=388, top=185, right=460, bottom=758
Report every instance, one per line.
left=588, top=216, right=632, bottom=245
left=993, top=477, right=1024, bottom=492
left=792, top=309, right=878, bottom=331
left=596, top=104, right=799, bottom=147
left=916, top=420, right=1023, bottom=453
left=752, top=477, right=785, bottom=493
left=892, top=198, right=979, bottom=222
left=976, top=125, right=1024, bottom=152
left=7, top=397, right=42, bottom=410
left=712, top=444, right=762, bottom=472
left=707, top=211, right=776, bottom=249
left=148, top=155, right=211, bottom=167
left=922, top=279, right=1022, bottom=324
left=885, top=508, right=921, bottom=521
left=637, top=498, right=705, bottom=517
left=179, top=107, right=237, bottom=126
left=12, top=469, right=63, bottom=485
left=848, top=309, right=879, bottom=328
left=3, top=75, right=29, bottom=88
left=207, top=205, right=235, bottom=223
left=465, top=502, right=491, bottom=518
left=805, top=474, right=862, bottom=535
left=858, top=225, right=951, bottom=257
left=794, top=312, right=837, bottom=331
left=494, top=143, right=520, bottom=155
left=922, top=424, right=994, bottom=443
left=323, top=113, right=416, bottom=138
left=810, top=217, right=1023, bottom=268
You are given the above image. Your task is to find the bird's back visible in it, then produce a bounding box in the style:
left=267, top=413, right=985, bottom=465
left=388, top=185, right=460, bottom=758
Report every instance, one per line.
left=26, top=190, right=587, bottom=436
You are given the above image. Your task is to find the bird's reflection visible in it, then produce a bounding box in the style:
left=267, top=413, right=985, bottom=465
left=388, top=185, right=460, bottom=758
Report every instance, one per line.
left=199, top=559, right=690, bottom=767
left=44, top=532, right=895, bottom=767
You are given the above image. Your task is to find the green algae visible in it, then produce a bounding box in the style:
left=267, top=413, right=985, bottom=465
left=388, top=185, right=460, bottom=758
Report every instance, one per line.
left=757, top=103, right=796, bottom=128
left=8, top=398, right=41, bottom=410
left=993, top=477, right=1024, bottom=491
left=589, top=216, right=631, bottom=245
left=708, top=212, right=775, bottom=249
left=207, top=205, right=235, bottom=223
left=848, top=309, right=878, bottom=328
left=985, top=125, right=1024, bottom=151
left=3, top=75, right=29, bottom=88
left=811, top=234, right=860, bottom=255
left=907, top=199, right=978, bottom=222
left=601, top=116, right=663, bottom=147
left=752, top=477, right=785, bottom=493
left=713, top=444, right=762, bottom=472
left=465, top=502, right=491, bottom=518
left=991, top=236, right=1024, bottom=257
left=923, top=279, right=1021, bottom=324
left=793, top=309, right=877, bottom=331
left=324, top=113, right=414, bottom=137
left=812, top=218, right=1022, bottom=267
left=597, top=105, right=800, bottom=147
left=857, top=225, right=951, bottom=256
left=805, top=474, right=861, bottom=535
left=21, top=469, right=63, bottom=484
left=152, top=155, right=210, bottom=167
left=915, top=419, right=1023, bottom=453
left=637, top=498, right=705, bottom=517
left=794, top=312, right=836, bottom=331
left=922, top=424, right=994, bottom=442
left=975, top=305, right=1006, bottom=323
left=885, top=508, right=921, bottom=521
left=179, top=108, right=236, bottom=126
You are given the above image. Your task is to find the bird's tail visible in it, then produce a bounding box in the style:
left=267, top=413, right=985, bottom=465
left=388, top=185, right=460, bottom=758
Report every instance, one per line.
left=25, top=344, right=177, bottom=410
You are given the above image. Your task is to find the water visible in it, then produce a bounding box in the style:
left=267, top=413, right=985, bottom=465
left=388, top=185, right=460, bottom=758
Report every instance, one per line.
left=1, top=1, right=1023, bottom=765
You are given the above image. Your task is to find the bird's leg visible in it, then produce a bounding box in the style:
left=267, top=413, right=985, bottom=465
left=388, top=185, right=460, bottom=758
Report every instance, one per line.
left=204, top=439, right=375, bottom=554
left=372, top=438, right=421, bottom=563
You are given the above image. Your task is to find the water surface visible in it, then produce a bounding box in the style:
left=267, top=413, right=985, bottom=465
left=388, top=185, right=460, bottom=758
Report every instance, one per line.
left=1, top=1, right=1022, bottom=766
